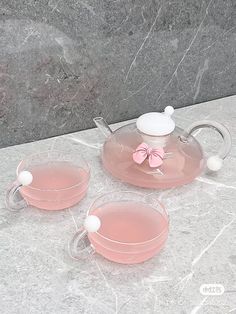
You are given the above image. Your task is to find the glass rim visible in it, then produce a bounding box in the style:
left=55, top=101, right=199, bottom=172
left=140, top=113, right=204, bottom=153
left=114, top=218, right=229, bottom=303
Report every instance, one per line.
left=16, top=150, right=90, bottom=191
left=87, top=190, right=169, bottom=246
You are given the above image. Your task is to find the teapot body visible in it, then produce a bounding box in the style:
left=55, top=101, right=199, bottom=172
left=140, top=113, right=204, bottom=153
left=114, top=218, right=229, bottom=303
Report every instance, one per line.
left=94, top=106, right=231, bottom=189
left=102, top=122, right=205, bottom=189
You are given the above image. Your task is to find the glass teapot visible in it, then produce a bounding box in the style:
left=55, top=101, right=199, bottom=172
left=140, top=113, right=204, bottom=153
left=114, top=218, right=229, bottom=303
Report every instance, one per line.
left=94, top=106, right=231, bottom=189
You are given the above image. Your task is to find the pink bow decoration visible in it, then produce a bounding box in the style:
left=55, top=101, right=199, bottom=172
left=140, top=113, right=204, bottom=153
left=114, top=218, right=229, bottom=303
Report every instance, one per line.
left=133, top=143, right=165, bottom=168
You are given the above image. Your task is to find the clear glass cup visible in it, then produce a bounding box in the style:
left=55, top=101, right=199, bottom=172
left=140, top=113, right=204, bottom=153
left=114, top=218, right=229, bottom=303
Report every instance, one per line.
left=6, top=151, right=90, bottom=211
left=69, top=191, right=169, bottom=264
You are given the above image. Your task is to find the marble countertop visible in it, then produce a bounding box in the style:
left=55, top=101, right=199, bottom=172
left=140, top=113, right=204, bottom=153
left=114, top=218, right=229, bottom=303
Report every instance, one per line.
left=0, top=96, right=236, bottom=314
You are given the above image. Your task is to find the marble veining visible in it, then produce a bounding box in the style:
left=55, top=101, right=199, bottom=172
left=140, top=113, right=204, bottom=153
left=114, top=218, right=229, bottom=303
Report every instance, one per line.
left=0, top=0, right=235, bottom=147
left=0, top=96, right=235, bottom=313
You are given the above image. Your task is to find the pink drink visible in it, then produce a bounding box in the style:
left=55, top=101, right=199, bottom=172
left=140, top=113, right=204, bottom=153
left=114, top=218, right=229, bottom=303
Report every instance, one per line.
left=20, top=161, right=89, bottom=210
left=102, top=131, right=204, bottom=189
left=89, top=201, right=169, bottom=264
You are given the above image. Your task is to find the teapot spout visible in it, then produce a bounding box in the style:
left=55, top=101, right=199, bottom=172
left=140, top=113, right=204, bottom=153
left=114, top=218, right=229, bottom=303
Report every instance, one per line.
left=93, top=117, right=113, bottom=137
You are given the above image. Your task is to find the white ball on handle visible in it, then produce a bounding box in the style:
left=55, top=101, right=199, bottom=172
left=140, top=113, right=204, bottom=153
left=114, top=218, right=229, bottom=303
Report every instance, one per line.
left=164, top=106, right=174, bottom=116
left=18, top=171, right=33, bottom=186
left=207, top=156, right=223, bottom=171
left=84, top=215, right=101, bottom=233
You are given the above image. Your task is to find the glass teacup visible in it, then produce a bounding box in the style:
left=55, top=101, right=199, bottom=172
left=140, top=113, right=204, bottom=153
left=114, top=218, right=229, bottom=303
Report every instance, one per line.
left=6, top=151, right=90, bottom=211
left=69, top=191, right=169, bottom=264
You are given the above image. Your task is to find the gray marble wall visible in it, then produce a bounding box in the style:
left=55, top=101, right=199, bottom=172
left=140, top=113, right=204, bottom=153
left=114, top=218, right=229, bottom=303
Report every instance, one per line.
left=0, top=0, right=235, bottom=147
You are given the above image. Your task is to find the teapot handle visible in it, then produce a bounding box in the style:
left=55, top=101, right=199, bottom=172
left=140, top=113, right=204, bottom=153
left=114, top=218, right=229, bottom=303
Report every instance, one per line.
left=180, top=120, right=231, bottom=171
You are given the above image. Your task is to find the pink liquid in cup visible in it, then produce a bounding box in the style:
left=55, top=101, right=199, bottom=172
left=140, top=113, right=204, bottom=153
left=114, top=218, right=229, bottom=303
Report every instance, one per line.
left=89, top=201, right=169, bottom=264
left=20, top=161, right=89, bottom=210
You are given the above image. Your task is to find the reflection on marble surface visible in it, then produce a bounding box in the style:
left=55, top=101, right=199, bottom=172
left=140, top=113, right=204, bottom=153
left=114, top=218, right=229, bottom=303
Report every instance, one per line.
left=0, top=0, right=236, bottom=147
left=0, top=96, right=236, bottom=313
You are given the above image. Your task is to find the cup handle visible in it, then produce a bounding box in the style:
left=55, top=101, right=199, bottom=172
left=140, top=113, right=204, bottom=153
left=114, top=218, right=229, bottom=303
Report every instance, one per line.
left=68, top=228, right=95, bottom=260
left=5, top=181, right=28, bottom=211
left=68, top=215, right=101, bottom=260
left=180, top=120, right=232, bottom=171
left=5, top=171, right=33, bottom=211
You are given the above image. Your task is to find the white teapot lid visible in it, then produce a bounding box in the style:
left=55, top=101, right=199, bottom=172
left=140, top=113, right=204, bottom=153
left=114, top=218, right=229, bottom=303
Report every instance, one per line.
left=136, top=106, right=175, bottom=136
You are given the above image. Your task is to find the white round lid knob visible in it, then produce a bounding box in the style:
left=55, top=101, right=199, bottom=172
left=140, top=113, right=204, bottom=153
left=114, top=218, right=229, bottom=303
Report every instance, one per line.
left=136, top=106, right=175, bottom=136
left=18, top=171, right=33, bottom=186
left=164, top=106, right=174, bottom=116
left=207, top=156, right=223, bottom=171
left=84, top=215, right=101, bottom=233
